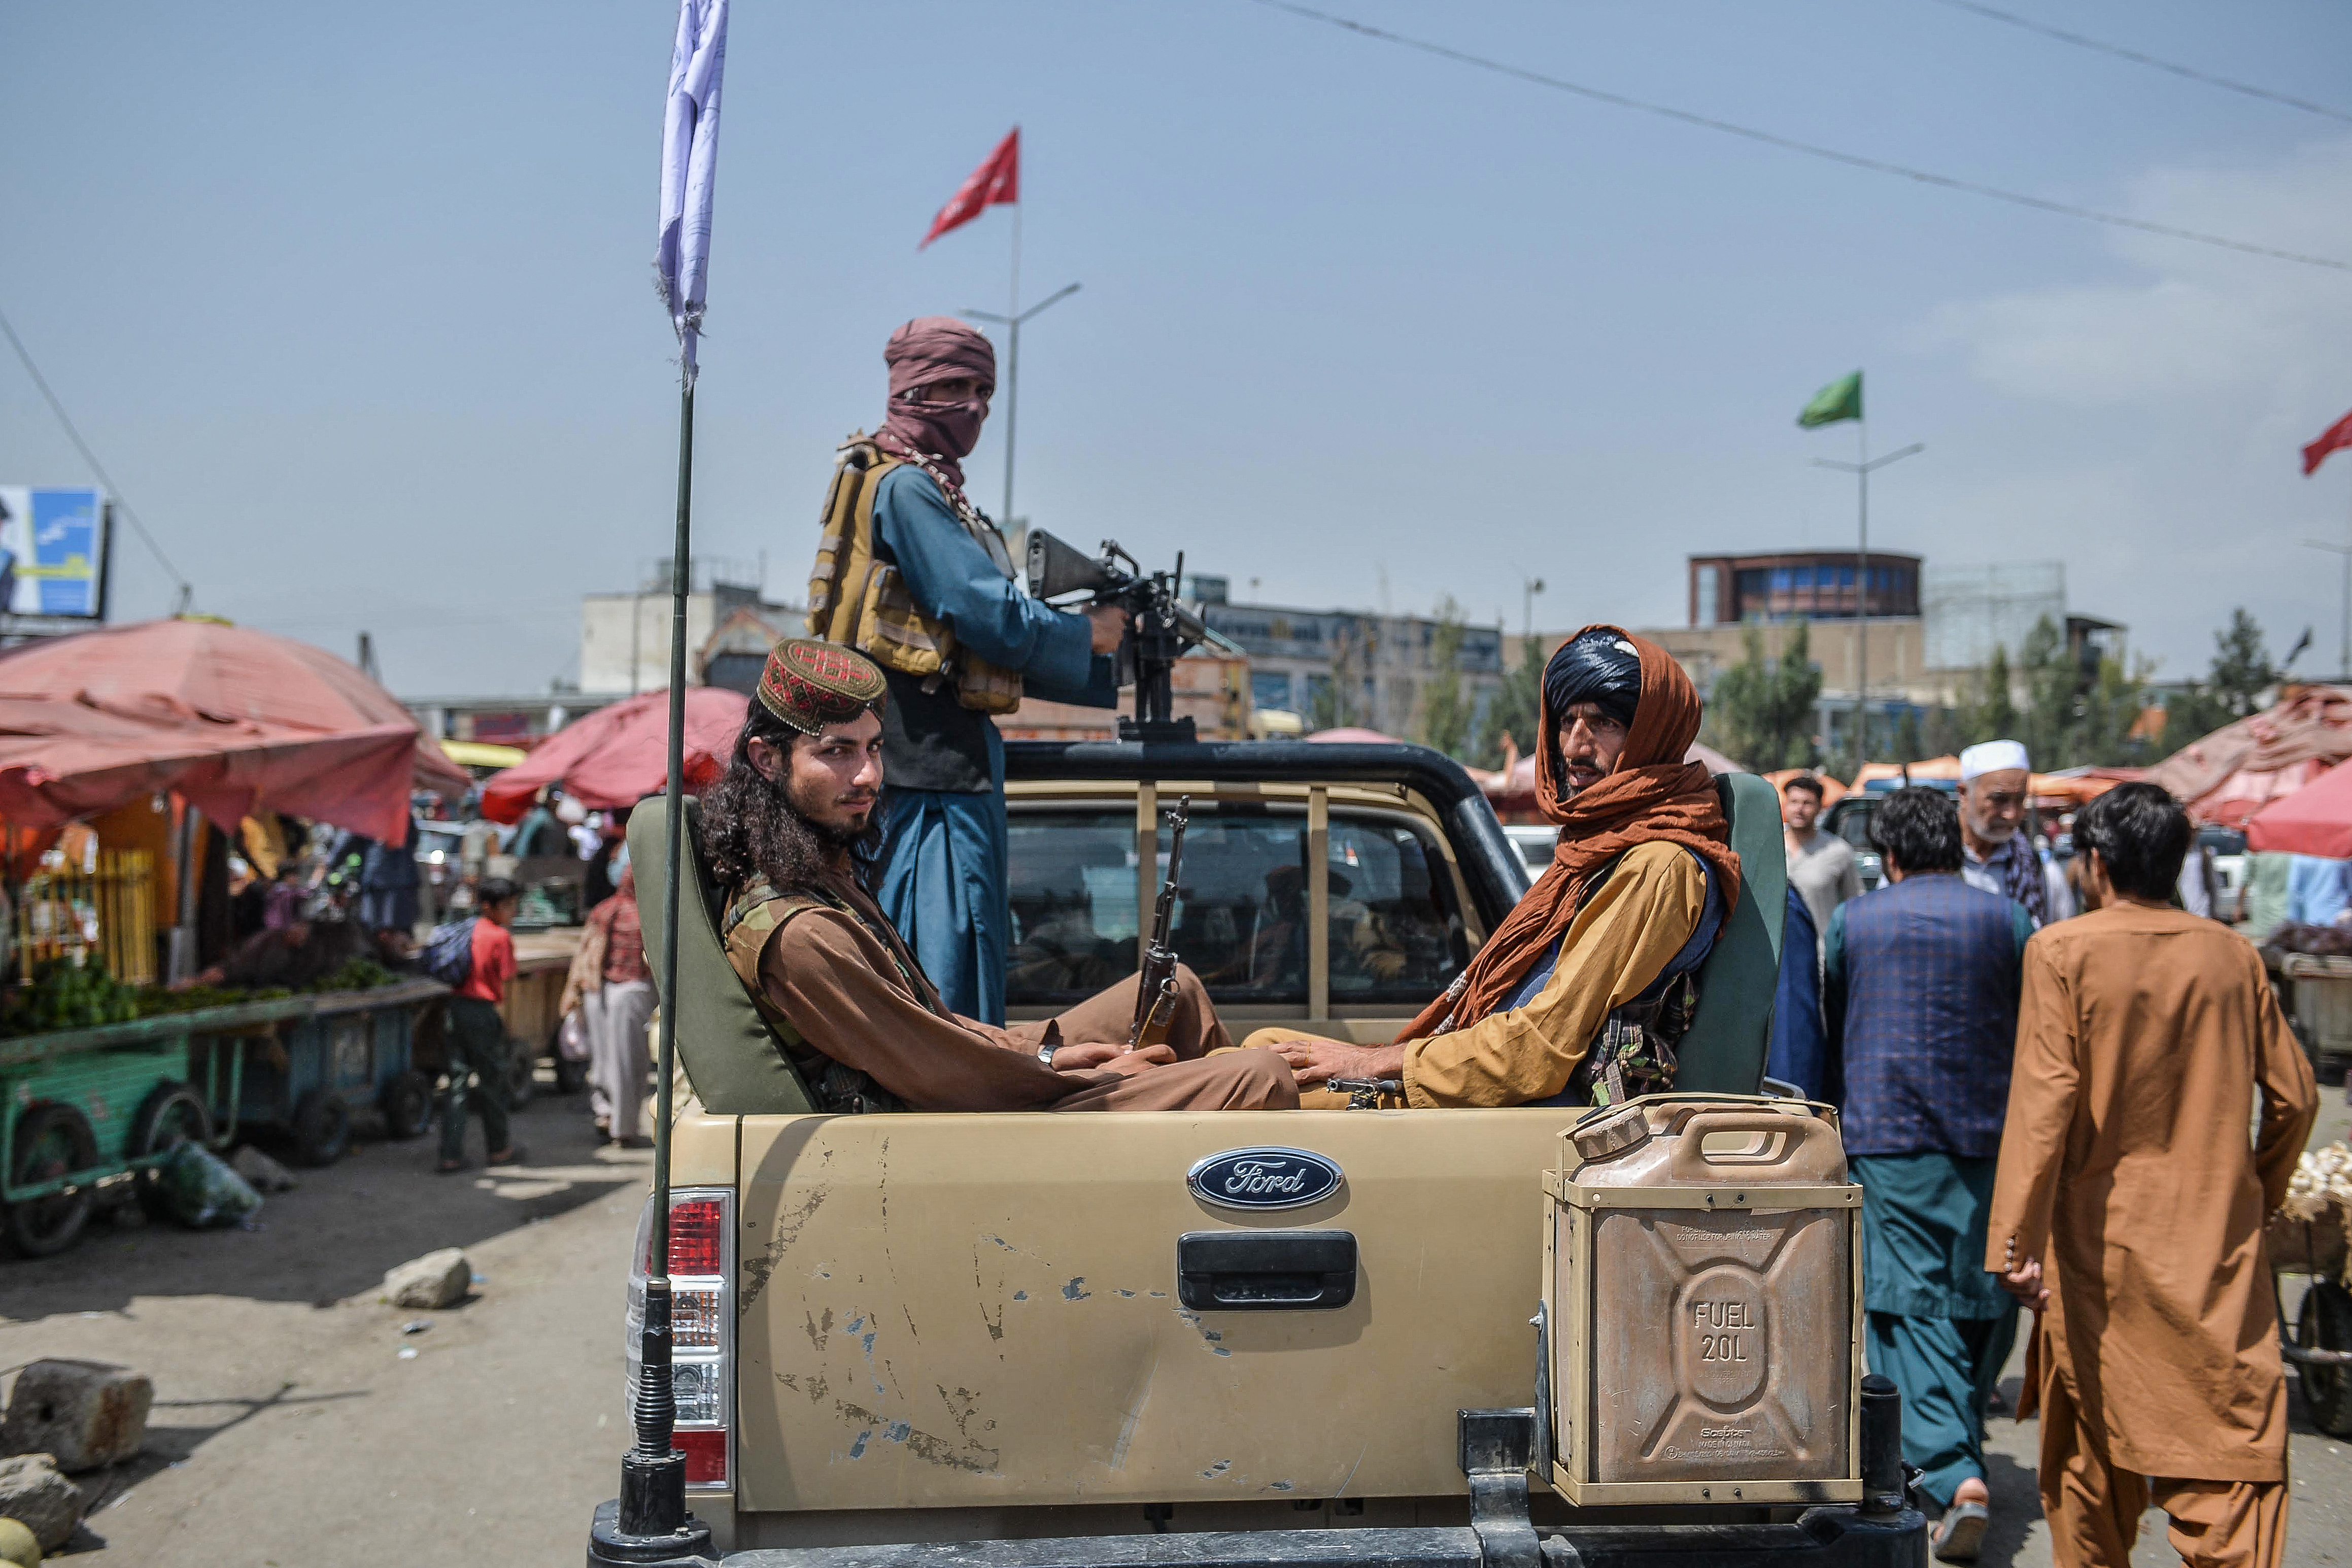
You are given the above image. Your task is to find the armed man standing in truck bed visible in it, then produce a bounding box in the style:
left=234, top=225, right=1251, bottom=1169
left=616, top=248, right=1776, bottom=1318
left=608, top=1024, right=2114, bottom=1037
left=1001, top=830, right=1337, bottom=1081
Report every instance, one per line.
left=806, top=317, right=1123, bottom=1026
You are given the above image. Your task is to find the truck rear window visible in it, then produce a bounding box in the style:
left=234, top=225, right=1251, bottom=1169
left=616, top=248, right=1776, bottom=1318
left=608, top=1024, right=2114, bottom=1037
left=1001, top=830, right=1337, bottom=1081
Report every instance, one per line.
left=1006, top=804, right=1468, bottom=1009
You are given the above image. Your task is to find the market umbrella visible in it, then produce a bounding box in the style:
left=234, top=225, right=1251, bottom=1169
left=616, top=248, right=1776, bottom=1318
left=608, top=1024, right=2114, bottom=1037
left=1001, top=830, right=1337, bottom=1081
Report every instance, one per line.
left=2244, top=760, right=2352, bottom=858
left=2145, top=684, right=2352, bottom=825
left=479, top=686, right=747, bottom=824
left=0, top=618, right=466, bottom=841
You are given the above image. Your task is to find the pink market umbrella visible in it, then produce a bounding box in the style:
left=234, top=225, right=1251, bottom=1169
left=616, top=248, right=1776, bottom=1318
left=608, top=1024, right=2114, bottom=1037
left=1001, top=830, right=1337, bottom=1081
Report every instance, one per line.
left=2244, top=760, right=2352, bottom=858
left=0, top=618, right=466, bottom=841
left=481, top=687, right=748, bottom=824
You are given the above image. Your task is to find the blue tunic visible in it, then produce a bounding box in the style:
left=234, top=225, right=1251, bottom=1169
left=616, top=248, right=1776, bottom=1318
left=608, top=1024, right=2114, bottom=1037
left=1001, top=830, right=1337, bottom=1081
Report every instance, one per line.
left=867, top=464, right=1116, bottom=1023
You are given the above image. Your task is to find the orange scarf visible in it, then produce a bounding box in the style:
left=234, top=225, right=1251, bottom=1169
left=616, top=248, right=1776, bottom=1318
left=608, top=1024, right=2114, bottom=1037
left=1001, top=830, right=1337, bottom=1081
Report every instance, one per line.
left=1397, top=625, right=1742, bottom=1041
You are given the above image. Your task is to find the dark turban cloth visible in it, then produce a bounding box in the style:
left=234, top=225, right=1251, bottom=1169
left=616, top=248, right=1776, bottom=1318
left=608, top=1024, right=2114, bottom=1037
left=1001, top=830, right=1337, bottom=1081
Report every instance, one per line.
left=1396, top=625, right=1740, bottom=1042
left=877, top=316, right=997, bottom=492
left=1543, top=629, right=1642, bottom=731
left=756, top=638, right=889, bottom=736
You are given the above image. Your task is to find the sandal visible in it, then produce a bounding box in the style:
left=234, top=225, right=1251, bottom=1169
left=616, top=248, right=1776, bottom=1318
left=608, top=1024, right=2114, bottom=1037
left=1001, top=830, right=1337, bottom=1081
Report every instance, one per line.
left=485, top=1146, right=528, bottom=1168
left=1931, top=1501, right=1989, bottom=1563
left=435, top=1158, right=466, bottom=1175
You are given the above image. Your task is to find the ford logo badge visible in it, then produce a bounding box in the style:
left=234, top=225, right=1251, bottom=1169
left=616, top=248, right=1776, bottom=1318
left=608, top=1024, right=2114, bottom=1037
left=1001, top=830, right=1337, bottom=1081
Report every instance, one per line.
left=1186, top=1147, right=1344, bottom=1211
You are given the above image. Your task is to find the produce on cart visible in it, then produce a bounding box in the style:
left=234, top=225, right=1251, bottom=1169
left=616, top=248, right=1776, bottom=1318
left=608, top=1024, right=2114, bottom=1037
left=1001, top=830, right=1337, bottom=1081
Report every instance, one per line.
left=2270, top=1141, right=2352, bottom=1435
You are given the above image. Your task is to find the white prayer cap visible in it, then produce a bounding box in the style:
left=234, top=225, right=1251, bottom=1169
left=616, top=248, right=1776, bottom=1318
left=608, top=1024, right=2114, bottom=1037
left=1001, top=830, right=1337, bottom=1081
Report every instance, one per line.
left=1959, top=739, right=2031, bottom=780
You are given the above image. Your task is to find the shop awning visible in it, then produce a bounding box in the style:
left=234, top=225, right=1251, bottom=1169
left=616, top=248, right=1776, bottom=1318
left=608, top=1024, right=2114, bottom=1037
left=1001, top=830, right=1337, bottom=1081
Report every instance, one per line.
left=0, top=619, right=468, bottom=841
left=480, top=686, right=748, bottom=824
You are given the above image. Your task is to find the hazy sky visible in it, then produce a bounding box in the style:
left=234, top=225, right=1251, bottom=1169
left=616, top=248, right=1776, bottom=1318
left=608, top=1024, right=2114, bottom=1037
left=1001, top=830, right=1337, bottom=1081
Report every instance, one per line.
left=6, top=1, right=2351, bottom=695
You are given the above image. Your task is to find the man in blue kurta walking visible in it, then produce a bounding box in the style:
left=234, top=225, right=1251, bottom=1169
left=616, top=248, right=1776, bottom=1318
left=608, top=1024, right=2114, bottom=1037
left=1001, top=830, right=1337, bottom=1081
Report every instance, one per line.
left=1823, top=786, right=2032, bottom=1563
left=805, top=317, right=1120, bottom=1024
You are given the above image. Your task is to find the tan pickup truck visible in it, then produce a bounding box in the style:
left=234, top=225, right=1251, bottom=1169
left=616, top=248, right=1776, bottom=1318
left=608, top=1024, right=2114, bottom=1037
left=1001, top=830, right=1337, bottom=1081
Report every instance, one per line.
left=588, top=738, right=1924, bottom=1568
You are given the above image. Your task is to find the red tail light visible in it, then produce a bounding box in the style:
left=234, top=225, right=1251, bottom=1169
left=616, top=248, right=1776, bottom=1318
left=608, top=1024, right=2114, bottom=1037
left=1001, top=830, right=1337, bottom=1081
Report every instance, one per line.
left=672, top=1428, right=727, bottom=1485
left=666, top=1198, right=726, bottom=1275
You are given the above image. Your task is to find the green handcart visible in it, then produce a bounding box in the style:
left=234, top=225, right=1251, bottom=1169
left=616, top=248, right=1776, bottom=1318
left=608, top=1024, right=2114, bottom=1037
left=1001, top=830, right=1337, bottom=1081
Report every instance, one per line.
left=1, top=978, right=447, bottom=1258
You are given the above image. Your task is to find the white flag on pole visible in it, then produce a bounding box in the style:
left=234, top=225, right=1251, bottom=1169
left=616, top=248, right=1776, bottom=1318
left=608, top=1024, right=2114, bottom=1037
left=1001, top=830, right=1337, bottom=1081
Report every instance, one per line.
left=655, top=0, right=729, bottom=388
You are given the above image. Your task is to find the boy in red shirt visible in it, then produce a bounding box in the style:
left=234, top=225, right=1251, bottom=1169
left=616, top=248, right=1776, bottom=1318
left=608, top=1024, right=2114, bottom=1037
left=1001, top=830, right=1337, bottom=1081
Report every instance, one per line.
left=437, top=878, right=526, bottom=1173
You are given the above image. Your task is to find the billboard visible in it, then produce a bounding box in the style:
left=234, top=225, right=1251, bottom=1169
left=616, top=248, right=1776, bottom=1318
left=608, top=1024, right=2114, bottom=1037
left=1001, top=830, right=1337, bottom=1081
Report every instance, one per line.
left=0, top=487, right=109, bottom=618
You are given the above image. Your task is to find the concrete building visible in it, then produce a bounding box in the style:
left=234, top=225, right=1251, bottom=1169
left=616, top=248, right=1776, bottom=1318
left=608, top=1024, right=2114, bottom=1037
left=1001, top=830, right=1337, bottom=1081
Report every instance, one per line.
left=1197, top=581, right=1504, bottom=737
left=579, top=557, right=798, bottom=696
left=1508, top=550, right=2127, bottom=759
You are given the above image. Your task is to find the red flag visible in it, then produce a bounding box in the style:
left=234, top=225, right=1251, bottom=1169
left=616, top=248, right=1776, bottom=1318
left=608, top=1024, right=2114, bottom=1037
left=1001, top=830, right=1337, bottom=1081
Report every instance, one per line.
left=2305, top=408, right=2352, bottom=476
left=921, top=128, right=1019, bottom=249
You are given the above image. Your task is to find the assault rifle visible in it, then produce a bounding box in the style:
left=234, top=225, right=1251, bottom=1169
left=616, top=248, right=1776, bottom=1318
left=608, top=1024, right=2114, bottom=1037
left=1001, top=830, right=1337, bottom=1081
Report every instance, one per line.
left=1128, top=795, right=1190, bottom=1050
left=1024, top=530, right=1212, bottom=743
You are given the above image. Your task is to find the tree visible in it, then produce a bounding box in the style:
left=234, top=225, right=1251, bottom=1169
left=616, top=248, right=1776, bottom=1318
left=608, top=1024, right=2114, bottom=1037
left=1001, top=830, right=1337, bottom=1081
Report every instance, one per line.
left=1708, top=621, right=1822, bottom=772
left=1473, top=634, right=1545, bottom=769
left=1416, top=598, right=1475, bottom=760
left=2155, top=608, right=2273, bottom=754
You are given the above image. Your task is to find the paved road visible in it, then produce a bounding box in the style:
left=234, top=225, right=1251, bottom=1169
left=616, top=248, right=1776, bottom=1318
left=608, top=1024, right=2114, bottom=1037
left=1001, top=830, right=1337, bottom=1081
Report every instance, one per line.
left=0, top=1091, right=647, bottom=1566
left=3, top=1080, right=2347, bottom=1566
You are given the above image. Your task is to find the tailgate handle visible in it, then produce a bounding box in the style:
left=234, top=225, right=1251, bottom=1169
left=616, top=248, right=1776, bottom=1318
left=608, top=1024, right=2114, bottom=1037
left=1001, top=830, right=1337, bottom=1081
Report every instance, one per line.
left=1176, top=1230, right=1356, bottom=1311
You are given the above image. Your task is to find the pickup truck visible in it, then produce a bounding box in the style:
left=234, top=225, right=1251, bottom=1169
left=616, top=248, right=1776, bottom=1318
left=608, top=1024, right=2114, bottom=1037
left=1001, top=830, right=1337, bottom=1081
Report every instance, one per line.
left=589, top=738, right=1924, bottom=1567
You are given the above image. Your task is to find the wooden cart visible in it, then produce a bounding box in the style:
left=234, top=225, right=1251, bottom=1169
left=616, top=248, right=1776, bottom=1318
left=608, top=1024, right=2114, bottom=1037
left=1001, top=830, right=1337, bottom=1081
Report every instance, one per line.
left=2262, top=946, right=2352, bottom=1084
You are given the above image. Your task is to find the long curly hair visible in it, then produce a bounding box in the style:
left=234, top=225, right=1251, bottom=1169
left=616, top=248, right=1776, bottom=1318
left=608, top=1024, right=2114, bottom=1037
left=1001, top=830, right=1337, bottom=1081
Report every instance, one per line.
left=696, top=704, right=880, bottom=895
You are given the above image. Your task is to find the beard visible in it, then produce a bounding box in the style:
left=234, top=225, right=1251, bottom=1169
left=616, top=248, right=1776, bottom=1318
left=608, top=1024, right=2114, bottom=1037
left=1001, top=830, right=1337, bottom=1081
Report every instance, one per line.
left=698, top=749, right=881, bottom=896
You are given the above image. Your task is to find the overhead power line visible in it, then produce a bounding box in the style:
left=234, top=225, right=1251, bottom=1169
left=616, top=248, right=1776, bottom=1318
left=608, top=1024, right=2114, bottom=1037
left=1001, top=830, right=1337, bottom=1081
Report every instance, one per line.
left=1249, top=0, right=2352, bottom=275
left=0, top=303, right=195, bottom=608
left=1923, top=0, right=2352, bottom=127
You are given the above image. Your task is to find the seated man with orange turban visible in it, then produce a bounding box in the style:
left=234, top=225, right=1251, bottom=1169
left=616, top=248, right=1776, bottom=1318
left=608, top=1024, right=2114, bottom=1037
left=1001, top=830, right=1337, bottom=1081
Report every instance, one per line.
left=1257, top=626, right=1741, bottom=1107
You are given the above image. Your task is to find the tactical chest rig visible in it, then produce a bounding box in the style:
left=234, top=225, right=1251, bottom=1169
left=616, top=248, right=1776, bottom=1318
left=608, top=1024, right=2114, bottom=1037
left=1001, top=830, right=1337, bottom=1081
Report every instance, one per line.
left=719, top=881, right=911, bottom=1116
left=805, top=434, right=1022, bottom=714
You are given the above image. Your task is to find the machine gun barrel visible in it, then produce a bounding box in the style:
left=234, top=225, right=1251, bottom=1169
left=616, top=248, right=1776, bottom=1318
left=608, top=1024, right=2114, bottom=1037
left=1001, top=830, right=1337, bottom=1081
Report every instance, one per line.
left=1128, top=795, right=1190, bottom=1049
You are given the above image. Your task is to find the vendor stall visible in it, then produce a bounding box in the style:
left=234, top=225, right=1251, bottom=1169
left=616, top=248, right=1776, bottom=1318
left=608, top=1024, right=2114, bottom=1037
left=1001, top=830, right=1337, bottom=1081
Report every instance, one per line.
left=1, top=976, right=445, bottom=1256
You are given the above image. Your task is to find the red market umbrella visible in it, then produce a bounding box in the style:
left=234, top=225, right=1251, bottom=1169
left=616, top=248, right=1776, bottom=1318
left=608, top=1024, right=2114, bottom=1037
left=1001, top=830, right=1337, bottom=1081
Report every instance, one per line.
left=2244, top=760, right=2352, bottom=858
left=0, top=618, right=465, bottom=841
left=481, top=686, right=747, bottom=824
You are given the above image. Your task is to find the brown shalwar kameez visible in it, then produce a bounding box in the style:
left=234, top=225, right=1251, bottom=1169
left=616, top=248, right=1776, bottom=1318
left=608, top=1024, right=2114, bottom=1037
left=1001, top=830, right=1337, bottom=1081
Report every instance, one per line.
left=745, top=872, right=1296, bottom=1114
left=1985, top=904, right=2317, bottom=1568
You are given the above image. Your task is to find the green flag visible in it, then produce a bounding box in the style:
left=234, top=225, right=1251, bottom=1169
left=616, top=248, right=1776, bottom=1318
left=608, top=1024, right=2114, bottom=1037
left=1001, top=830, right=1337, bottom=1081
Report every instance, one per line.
left=1798, top=371, right=1863, bottom=428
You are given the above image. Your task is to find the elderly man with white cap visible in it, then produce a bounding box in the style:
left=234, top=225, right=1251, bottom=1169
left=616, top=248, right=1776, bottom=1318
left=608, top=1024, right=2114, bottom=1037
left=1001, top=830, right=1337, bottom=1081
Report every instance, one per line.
left=1956, top=739, right=2065, bottom=926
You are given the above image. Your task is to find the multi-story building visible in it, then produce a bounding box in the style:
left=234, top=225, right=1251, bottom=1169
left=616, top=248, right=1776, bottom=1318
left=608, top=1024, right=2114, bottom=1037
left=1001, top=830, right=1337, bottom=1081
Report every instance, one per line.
left=1197, top=581, right=1505, bottom=737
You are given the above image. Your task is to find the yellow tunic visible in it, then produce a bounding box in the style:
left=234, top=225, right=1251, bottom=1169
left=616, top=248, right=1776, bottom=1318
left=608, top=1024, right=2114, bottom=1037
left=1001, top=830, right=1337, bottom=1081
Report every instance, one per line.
left=1403, top=840, right=1706, bottom=1107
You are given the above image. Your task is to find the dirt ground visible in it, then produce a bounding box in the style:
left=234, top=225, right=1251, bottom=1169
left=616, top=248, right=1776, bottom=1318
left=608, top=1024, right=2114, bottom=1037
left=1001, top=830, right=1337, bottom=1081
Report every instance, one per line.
left=0, top=1083, right=646, bottom=1566
left=2, top=1078, right=2348, bottom=1567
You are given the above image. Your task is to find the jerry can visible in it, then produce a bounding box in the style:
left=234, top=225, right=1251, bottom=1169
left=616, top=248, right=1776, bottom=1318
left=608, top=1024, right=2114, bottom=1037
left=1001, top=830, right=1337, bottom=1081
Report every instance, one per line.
left=1541, top=1094, right=1863, bottom=1507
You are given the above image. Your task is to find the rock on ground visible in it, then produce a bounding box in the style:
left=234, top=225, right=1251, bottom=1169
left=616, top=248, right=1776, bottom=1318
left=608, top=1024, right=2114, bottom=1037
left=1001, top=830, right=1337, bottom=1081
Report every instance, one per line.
left=2, top=1358, right=152, bottom=1473
left=382, top=1247, right=473, bottom=1310
left=230, top=1144, right=299, bottom=1193
left=0, top=1452, right=84, bottom=1551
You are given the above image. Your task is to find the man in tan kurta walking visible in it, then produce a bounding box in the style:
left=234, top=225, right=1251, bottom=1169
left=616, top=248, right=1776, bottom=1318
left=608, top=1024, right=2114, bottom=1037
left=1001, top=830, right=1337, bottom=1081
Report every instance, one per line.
left=1987, top=783, right=2316, bottom=1568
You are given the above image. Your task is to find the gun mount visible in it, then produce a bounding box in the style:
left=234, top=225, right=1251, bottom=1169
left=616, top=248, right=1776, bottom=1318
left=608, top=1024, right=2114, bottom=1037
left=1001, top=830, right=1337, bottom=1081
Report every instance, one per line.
left=1025, top=529, right=1212, bottom=744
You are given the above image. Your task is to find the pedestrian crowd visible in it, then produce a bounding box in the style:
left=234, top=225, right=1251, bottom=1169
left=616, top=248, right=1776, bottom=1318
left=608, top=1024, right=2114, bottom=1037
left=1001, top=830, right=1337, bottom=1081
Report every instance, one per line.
left=1772, top=742, right=2322, bottom=1567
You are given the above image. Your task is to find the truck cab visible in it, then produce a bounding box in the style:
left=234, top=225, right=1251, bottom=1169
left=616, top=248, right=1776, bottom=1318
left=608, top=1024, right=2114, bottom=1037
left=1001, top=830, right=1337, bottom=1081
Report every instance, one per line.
left=597, top=739, right=1922, bottom=1567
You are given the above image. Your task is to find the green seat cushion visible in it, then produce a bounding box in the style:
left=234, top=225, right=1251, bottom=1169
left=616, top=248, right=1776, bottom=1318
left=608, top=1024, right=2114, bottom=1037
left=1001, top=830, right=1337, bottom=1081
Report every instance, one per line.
left=1674, top=772, right=1787, bottom=1094
left=628, top=796, right=816, bottom=1115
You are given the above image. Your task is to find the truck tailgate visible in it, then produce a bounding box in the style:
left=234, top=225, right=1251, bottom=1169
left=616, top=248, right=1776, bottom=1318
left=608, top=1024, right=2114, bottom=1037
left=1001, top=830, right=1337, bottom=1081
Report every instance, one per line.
left=735, top=1108, right=1577, bottom=1514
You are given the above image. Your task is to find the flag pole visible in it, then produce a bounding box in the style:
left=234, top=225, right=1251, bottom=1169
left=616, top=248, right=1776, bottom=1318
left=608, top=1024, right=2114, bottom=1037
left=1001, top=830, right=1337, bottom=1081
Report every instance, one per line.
left=1856, top=416, right=1868, bottom=771
left=1004, top=195, right=1021, bottom=527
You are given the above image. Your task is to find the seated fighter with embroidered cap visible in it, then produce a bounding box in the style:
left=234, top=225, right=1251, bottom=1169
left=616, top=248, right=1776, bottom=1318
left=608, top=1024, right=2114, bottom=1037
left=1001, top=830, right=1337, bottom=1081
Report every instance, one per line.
left=701, top=637, right=1297, bottom=1114
left=1256, top=626, right=1741, bottom=1107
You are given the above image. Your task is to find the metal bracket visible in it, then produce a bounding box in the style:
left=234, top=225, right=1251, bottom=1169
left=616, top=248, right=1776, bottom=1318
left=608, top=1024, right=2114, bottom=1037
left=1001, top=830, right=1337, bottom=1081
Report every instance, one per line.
left=1458, top=1409, right=1543, bottom=1568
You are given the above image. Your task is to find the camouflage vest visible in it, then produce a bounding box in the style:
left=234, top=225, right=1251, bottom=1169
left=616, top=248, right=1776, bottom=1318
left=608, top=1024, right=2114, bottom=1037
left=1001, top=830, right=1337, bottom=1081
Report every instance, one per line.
left=719, top=881, right=910, bottom=1116
left=804, top=434, right=1022, bottom=715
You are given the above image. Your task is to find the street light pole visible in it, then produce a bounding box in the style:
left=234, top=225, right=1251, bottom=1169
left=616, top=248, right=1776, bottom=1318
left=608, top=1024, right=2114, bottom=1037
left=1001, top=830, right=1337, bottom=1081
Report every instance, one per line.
left=1814, top=437, right=1923, bottom=766
left=2302, top=536, right=2352, bottom=679
left=964, top=281, right=1081, bottom=528
left=1522, top=577, right=1545, bottom=639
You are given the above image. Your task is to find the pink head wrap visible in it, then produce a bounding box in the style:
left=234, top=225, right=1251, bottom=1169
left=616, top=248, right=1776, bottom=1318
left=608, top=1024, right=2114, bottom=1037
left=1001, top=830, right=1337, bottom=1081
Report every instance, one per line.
left=876, top=317, right=997, bottom=493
